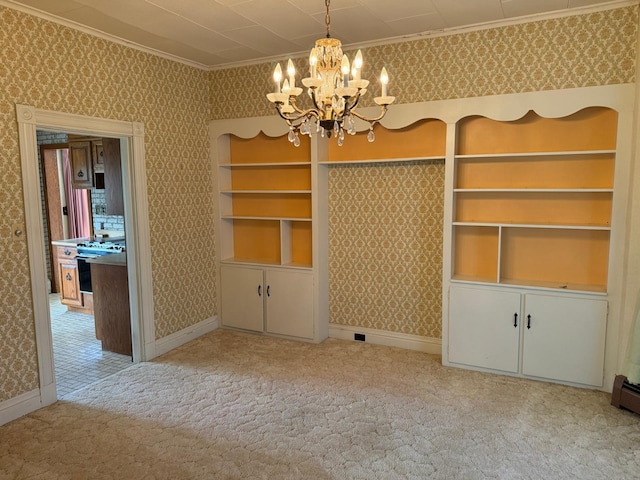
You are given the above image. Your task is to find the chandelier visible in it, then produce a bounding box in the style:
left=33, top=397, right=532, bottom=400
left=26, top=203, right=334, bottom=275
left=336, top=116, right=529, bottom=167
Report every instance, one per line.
left=266, top=0, right=395, bottom=147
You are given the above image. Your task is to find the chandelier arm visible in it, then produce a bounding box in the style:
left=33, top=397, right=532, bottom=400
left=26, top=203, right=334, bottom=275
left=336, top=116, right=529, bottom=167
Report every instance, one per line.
left=289, top=97, right=319, bottom=119
left=349, top=105, right=390, bottom=123
left=343, top=93, right=362, bottom=114
left=275, top=103, right=319, bottom=125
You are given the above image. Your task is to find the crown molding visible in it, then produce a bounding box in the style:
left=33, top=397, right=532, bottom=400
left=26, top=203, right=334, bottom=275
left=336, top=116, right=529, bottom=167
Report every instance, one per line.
left=1, top=0, right=637, bottom=72
left=210, top=0, right=640, bottom=71
left=0, top=0, right=210, bottom=70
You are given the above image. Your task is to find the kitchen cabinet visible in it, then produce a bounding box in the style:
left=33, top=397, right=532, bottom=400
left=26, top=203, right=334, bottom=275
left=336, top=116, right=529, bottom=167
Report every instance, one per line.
left=68, top=140, right=94, bottom=189
left=56, top=246, right=82, bottom=307
left=88, top=253, right=131, bottom=356
left=53, top=244, right=93, bottom=313
left=220, top=265, right=314, bottom=340
left=102, top=137, right=124, bottom=216
left=68, top=137, right=104, bottom=189
left=449, top=286, right=607, bottom=386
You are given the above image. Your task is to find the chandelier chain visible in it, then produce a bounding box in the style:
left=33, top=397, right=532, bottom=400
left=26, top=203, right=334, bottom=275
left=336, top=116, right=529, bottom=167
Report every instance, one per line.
left=325, top=0, right=331, bottom=38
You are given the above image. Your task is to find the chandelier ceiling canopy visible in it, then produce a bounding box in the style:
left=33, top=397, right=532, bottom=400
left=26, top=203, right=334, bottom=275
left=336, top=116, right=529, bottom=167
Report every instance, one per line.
left=267, top=0, right=395, bottom=146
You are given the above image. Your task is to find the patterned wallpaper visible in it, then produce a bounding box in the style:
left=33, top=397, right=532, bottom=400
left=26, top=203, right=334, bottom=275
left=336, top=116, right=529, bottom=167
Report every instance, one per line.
left=211, top=5, right=638, bottom=339
left=329, top=161, right=444, bottom=338
left=0, top=6, right=216, bottom=401
left=211, top=6, right=638, bottom=120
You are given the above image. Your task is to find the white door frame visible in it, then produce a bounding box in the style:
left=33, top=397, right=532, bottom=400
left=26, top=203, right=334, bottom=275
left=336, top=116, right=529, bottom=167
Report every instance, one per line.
left=16, top=104, right=155, bottom=407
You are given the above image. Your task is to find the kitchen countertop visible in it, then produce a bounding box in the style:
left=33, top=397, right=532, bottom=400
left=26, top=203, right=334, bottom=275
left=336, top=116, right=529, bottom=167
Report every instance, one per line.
left=51, top=237, right=90, bottom=247
left=52, top=235, right=125, bottom=247
left=86, top=252, right=127, bottom=266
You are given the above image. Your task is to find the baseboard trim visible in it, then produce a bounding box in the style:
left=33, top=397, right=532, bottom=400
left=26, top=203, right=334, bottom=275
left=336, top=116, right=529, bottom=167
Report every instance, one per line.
left=0, top=389, right=42, bottom=426
left=154, top=316, right=219, bottom=358
left=329, top=324, right=442, bottom=355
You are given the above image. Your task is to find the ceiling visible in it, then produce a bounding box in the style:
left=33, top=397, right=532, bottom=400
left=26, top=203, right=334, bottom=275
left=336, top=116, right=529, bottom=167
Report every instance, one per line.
left=6, top=0, right=624, bottom=69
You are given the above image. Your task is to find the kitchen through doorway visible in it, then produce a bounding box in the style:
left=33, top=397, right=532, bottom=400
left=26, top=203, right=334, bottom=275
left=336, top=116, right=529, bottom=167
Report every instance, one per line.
left=38, top=132, right=132, bottom=398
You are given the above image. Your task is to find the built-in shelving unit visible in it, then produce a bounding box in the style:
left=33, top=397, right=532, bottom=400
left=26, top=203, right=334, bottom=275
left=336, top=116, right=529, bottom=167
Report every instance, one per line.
left=217, top=132, right=313, bottom=269
left=210, top=84, right=634, bottom=391
left=321, top=118, right=446, bottom=164
left=451, top=107, right=617, bottom=294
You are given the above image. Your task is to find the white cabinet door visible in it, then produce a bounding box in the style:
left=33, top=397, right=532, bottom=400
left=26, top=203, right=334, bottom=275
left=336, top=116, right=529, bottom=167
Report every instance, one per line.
left=266, top=269, right=314, bottom=339
left=220, top=265, right=264, bottom=332
left=522, top=294, right=607, bottom=387
left=449, top=286, right=522, bottom=373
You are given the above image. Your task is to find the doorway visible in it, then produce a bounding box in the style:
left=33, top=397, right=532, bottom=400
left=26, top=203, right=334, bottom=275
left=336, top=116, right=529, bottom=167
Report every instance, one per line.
left=38, top=135, right=132, bottom=397
left=17, top=104, right=154, bottom=408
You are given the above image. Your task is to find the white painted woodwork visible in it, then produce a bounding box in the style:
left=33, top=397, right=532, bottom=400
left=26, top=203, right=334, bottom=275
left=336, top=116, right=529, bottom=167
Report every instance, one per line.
left=449, top=286, right=521, bottom=373
left=449, top=287, right=608, bottom=386
left=522, top=294, right=607, bottom=387
left=265, top=269, right=314, bottom=339
left=16, top=104, right=154, bottom=416
left=211, top=84, right=634, bottom=390
left=437, top=84, right=634, bottom=392
left=220, top=265, right=264, bottom=332
left=211, top=115, right=328, bottom=344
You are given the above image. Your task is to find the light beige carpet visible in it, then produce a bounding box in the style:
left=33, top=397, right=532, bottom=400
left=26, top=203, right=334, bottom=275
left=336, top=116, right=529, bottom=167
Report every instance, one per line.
left=1, top=329, right=639, bottom=479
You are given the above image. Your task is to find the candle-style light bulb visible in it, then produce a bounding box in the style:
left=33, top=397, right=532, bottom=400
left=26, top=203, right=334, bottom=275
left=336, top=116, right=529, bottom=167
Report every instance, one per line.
left=354, top=50, right=363, bottom=81
left=309, top=49, right=318, bottom=78
left=273, top=63, right=282, bottom=93
left=380, top=67, right=389, bottom=97
left=341, top=55, right=350, bottom=87
left=287, top=59, right=296, bottom=88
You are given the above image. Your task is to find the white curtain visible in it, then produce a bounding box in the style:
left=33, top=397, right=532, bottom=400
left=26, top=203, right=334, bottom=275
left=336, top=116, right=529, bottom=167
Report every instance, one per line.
left=62, top=149, right=91, bottom=239
left=623, top=292, right=640, bottom=384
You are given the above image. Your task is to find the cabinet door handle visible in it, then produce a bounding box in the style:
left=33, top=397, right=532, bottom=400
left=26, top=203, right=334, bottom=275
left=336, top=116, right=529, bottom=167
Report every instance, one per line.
left=513, top=313, right=518, bottom=327
left=64, top=249, right=71, bottom=256
left=257, top=285, right=262, bottom=297
left=65, top=273, right=72, bottom=281
left=267, top=285, right=270, bottom=297
left=527, top=314, right=532, bottom=329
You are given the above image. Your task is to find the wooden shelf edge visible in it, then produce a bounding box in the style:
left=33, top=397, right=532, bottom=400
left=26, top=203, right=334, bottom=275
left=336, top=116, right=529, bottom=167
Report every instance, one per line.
left=221, top=258, right=312, bottom=270
left=452, top=222, right=611, bottom=231
left=453, top=188, right=614, bottom=193
left=450, top=277, right=607, bottom=295
left=219, top=162, right=311, bottom=167
left=220, top=190, right=312, bottom=194
left=221, top=216, right=312, bottom=221
left=455, top=149, right=616, bottom=159
left=319, top=156, right=445, bottom=165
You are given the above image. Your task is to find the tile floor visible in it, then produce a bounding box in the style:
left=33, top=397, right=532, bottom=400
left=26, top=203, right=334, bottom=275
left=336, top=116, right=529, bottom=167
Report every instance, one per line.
left=49, top=294, right=132, bottom=398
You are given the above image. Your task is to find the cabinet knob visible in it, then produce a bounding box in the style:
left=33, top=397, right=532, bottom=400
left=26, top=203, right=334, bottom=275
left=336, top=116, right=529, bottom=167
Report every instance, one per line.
left=527, top=314, right=532, bottom=329
left=258, top=284, right=262, bottom=297
left=513, top=313, right=518, bottom=328
left=65, top=273, right=72, bottom=281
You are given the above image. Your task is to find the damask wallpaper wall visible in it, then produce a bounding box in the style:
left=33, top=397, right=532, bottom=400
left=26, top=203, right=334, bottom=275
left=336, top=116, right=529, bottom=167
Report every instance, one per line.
left=0, top=6, right=216, bottom=401
left=210, top=6, right=637, bottom=120
left=0, top=4, right=638, bottom=404
left=211, top=5, right=638, bottom=340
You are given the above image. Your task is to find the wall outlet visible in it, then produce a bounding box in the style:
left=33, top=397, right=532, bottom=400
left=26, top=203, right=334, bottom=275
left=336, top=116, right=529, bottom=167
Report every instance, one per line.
left=354, top=333, right=366, bottom=342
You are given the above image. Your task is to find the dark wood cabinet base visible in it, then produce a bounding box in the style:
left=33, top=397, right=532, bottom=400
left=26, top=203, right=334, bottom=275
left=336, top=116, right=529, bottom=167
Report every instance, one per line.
left=611, top=375, right=640, bottom=415
left=91, top=262, right=132, bottom=356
